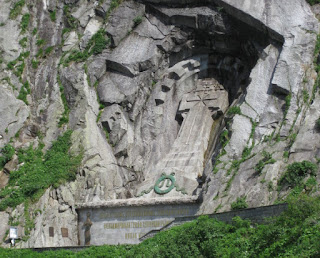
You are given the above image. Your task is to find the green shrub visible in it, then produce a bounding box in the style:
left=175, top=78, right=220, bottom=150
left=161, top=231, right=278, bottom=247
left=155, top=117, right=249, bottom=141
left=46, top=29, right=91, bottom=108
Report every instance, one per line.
left=133, top=16, right=143, bottom=27
left=255, top=151, right=276, bottom=173
left=24, top=201, right=35, bottom=236
left=307, top=0, right=320, bottom=5
left=9, top=0, right=25, bottom=19
left=106, top=0, right=123, bottom=18
left=219, top=129, right=229, bottom=148
left=20, top=13, right=30, bottom=33
left=7, top=59, right=17, bottom=70
left=58, top=116, right=69, bottom=127
left=31, top=59, right=39, bottom=69
left=49, top=10, right=56, bottom=22
left=63, top=50, right=88, bottom=64
left=279, top=161, right=318, bottom=188
left=17, top=81, right=29, bottom=104
left=36, top=48, right=43, bottom=58
left=96, top=110, right=103, bottom=123
left=19, top=37, right=28, bottom=48
left=7, top=52, right=29, bottom=78
left=44, top=46, right=54, bottom=55
left=0, top=144, right=15, bottom=170
left=90, top=29, right=108, bottom=55
left=57, top=80, right=70, bottom=127
left=227, top=106, right=241, bottom=116
left=14, top=61, right=25, bottom=77
left=231, top=196, right=248, bottom=210
left=63, top=5, right=78, bottom=29
left=0, top=130, right=82, bottom=210
left=17, top=81, right=30, bottom=105
left=63, top=29, right=109, bottom=65
left=284, top=93, right=291, bottom=117
left=288, top=132, right=297, bottom=148
left=36, top=39, right=45, bottom=46
left=62, top=28, right=71, bottom=36
left=302, top=89, right=309, bottom=104
left=241, top=146, right=251, bottom=159
left=22, top=51, right=30, bottom=58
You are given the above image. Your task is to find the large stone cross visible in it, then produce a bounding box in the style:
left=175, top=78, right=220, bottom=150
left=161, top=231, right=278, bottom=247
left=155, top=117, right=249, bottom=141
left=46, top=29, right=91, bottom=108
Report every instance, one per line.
left=178, top=78, right=228, bottom=119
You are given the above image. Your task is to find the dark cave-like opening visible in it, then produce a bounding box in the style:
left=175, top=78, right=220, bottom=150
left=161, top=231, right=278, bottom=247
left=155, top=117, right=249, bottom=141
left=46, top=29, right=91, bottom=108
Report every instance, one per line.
left=165, top=7, right=272, bottom=104
left=151, top=4, right=274, bottom=132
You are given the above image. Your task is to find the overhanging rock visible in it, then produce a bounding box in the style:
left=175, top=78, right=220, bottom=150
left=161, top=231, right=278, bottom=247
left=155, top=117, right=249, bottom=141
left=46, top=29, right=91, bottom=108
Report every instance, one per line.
left=142, top=0, right=318, bottom=94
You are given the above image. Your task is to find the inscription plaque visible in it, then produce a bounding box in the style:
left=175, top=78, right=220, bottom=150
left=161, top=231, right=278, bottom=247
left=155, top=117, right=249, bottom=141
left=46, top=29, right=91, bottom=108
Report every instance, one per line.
left=77, top=202, right=199, bottom=245
left=84, top=212, right=92, bottom=245
left=49, top=227, right=54, bottom=237
left=61, top=228, right=68, bottom=238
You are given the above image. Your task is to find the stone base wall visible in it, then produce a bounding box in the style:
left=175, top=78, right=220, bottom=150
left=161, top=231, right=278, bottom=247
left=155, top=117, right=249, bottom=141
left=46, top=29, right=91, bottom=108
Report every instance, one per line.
left=77, top=203, right=200, bottom=245
left=77, top=202, right=287, bottom=245
left=140, top=203, right=288, bottom=241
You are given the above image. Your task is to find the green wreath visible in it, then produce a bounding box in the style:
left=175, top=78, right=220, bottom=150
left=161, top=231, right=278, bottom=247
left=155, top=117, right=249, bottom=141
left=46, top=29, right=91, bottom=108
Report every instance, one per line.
left=154, top=173, right=176, bottom=195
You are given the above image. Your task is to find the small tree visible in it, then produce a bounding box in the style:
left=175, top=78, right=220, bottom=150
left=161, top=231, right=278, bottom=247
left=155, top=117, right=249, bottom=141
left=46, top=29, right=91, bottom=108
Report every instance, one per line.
left=279, top=161, right=318, bottom=188
left=231, top=197, right=248, bottom=210
left=0, top=144, right=15, bottom=169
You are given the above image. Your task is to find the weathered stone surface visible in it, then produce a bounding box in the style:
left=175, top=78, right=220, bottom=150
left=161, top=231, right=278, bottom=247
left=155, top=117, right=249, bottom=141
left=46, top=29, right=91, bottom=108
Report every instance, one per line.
left=3, top=155, right=18, bottom=174
left=0, top=85, right=29, bottom=147
left=151, top=6, right=232, bottom=34
left=0, top=171, right=9, bottom=190
left=240, top=44, right=280, bottom=120
left=135, top=14, right=169, bottom=40
left=95, top=1, right=111, bottom=19
left=87, top=53, right=107, bottom=85
left=60, top=63, right=124, bottom=202
left=97, top=73, right=126, bottom=104
left=71, top=0, right=95, bottom=28
left=0, top=212, right=9, bottom=244
left=106, top=1, right=145, bottom=47
left=19, top=189, right=78, bottom=248
left=100, top=104, right=134, bottom=156
left=105, top=31, right=161, bottom=76
left=65, top=0, right=80, bottom=4
left=224, top=115, right=252, bottom=159
left=0, top=1, right=22, bottom=62
left=290, top=97, right=320, bottom=163
left=311, top=4, right=320, bottom=20
left=80, top=17, right=103, bottom=50
left=216, top=0, right=318, bottom=95
left=97, top=71, right=150, bottom=105
left=63, top=31, right=78, bottom=52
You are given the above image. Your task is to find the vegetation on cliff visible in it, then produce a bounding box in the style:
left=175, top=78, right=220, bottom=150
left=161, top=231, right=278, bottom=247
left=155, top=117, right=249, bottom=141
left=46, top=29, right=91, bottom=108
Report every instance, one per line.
left=0, top=130, right=82, bottom=211
left=0, top=195, right=319, bottom=257
left=307, top=0, right=320, bottom=5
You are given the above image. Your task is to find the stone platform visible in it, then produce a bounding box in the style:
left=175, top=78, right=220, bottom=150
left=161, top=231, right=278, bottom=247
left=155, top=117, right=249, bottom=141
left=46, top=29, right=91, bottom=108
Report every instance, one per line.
left=76, top=197, right=200, bottom=245
left=76, top=199, right=288, bottom=246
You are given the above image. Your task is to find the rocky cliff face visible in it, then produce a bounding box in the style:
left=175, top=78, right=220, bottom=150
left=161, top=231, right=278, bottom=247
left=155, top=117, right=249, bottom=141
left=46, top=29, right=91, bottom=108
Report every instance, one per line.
left=0, top=0, right=319, bottom=247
